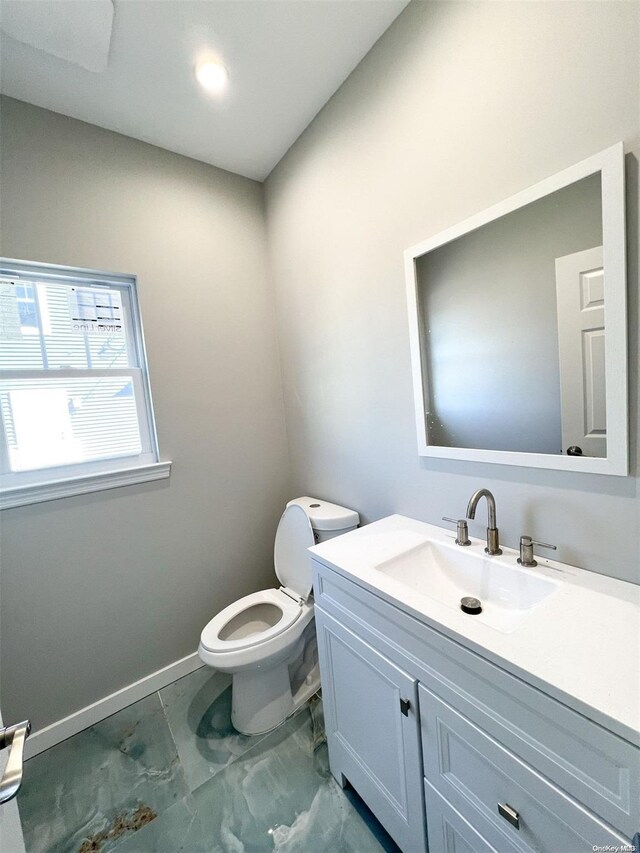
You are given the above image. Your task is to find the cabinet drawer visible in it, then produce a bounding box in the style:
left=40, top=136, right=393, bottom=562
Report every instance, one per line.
left=313, top=560, right=639, bottom=836
left=420, top=684, right=630, bottom=851
left=424, top=779, right=517, bottom=853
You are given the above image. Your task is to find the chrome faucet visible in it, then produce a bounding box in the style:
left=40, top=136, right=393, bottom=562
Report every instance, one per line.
left=466, top=488, right=502, bottom=555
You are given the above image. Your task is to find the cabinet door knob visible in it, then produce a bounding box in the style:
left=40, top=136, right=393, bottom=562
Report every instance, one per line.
left=498, top=802, right=520, bottom=830
left=400, top=698, right=411, bottom=716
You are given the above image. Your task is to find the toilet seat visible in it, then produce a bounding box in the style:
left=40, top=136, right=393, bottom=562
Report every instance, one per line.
left=200, top=588, right=303, bottom=654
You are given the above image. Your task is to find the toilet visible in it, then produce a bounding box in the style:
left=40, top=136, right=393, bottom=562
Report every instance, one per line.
left=198, top=497, right=359, bottom=735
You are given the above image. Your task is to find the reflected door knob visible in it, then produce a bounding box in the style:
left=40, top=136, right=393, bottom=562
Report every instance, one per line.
left=566, top=446, right=583, bottom=456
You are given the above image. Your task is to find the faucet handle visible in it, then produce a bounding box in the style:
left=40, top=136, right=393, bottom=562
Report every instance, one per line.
left=518, top=535, right=556, bottom=567
left=442, top=517, right=471, bottom=546
left=532, top=539, right=556, bottom=550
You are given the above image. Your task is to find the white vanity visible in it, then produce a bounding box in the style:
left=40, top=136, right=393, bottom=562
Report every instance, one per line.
left=310, top=515, right=640, bottom=852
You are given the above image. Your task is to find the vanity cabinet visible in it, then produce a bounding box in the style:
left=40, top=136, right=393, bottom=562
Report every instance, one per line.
left=313, top=559, right=639, bottom=853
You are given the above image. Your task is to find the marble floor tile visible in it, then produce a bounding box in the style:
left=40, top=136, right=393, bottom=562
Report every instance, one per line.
left=159, top=667, right=271, bottom=793
left=147, top=709, right=396, bottom=853
left=19, top=693, right=189, bottom=853
left=21, top=671, right=398, bottom=853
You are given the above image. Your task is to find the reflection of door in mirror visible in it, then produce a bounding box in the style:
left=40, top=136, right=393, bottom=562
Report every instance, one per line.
left=556, top=247, right=605, bottom=458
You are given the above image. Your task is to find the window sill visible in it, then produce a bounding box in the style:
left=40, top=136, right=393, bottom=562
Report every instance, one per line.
left=0, top=461, right=172, bottom=510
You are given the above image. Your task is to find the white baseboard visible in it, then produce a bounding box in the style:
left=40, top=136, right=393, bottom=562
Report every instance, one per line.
left=25, top=652, right=205, bottom=759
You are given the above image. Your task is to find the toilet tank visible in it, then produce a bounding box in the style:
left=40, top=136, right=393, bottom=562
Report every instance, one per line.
left=286, top=497, right=359, bottom=544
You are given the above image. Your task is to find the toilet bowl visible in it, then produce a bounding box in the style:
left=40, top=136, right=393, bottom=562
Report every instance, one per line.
left=198, top=497, right=359, bottom=735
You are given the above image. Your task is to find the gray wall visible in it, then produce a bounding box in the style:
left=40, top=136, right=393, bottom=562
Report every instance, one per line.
left=265, top=1, right=640, bottom=583
left=418, top=173, right=602, bottom=453
left=0, top=98, right=291, bottom=729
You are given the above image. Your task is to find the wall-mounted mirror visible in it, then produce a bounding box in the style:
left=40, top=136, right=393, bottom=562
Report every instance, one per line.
left=405, top=143, right=628, bottom=475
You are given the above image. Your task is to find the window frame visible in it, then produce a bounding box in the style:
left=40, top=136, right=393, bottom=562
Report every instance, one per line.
left=0, top=258, right=171, bottom=509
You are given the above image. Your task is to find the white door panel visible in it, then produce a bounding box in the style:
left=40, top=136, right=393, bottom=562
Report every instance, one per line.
left=555, top=246, right=606, bottom=458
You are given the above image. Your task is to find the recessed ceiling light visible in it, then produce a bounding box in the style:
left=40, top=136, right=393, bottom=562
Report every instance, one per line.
left=195, top=59, right=228, bottom=95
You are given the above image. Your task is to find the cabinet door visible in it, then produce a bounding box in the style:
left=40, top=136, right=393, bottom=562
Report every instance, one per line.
left=316, top=606, right=426, bottom=853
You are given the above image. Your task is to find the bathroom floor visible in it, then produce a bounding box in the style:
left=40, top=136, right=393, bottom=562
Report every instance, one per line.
left=18, top=668, right=399, bottom=853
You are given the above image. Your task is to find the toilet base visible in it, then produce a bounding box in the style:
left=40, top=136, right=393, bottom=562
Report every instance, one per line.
left=231, top=661, right=321, bottom=736
left=231, top=663, right=294, bottom=735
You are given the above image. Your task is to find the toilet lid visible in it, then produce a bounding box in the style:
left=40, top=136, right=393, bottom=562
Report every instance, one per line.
left=274, top=503, right=315, bottom=600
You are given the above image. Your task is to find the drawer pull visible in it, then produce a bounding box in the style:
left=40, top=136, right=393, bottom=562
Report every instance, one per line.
left=400, top=698, right=411, bottom=716
left=498, top=802, right=520, bottom=830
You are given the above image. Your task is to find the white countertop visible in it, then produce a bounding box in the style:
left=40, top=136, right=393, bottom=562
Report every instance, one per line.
left=310, top=514, right=640, bottom=746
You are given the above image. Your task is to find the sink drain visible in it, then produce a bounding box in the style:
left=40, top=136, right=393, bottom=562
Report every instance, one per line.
left=460, top=596, right=482, bottom=615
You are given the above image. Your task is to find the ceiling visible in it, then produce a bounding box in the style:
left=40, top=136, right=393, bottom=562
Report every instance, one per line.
left=0, top=0, right=409, bottom=180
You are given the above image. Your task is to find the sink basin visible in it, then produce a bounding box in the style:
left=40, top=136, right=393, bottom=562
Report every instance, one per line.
left=374, top=539, right=558, bottom=633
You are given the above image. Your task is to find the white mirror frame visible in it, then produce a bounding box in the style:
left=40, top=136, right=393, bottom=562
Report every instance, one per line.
left=404, top=143, right=628, bottom=475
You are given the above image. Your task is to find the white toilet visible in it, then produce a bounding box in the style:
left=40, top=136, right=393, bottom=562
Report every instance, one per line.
left=198, top=497, right=359, bottom=735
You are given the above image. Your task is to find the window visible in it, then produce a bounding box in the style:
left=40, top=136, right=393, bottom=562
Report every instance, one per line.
left=0, top=259, right=170, bottom=508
